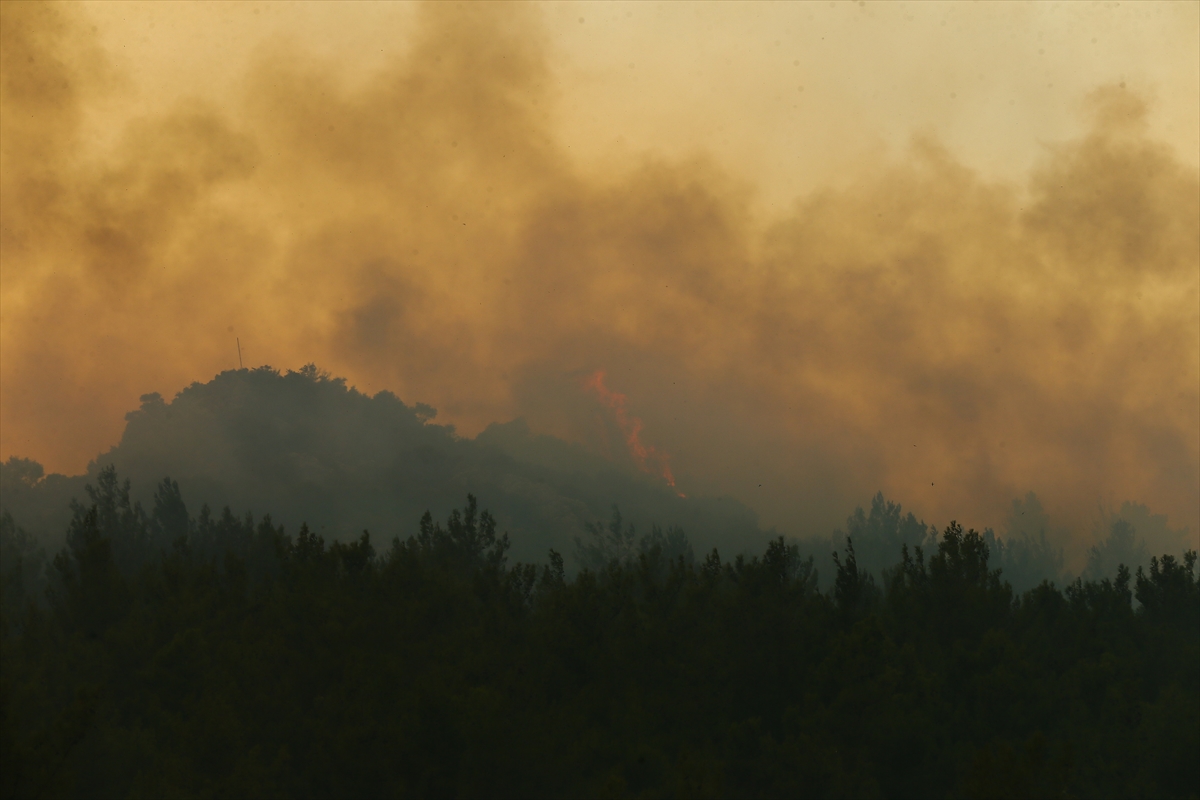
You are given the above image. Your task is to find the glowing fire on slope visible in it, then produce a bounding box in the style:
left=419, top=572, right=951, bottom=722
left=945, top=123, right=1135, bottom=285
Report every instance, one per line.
left=583, top=370, right=683, bottom=496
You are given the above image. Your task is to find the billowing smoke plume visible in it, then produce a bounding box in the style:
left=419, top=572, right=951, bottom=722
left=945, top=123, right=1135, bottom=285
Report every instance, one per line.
left=2, top=2, right=1196, bottom=550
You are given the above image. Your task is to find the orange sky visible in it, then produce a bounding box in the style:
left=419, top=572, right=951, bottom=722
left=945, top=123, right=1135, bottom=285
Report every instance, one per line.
left=2, top=1, right=1197, bottom=547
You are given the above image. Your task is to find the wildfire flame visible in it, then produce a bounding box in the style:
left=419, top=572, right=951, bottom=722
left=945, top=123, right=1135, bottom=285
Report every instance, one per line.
left=583, top=370, right=683, bottom=495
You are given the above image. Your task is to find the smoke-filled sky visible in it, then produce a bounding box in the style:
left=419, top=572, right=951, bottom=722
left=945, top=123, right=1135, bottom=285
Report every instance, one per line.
left=2, top=1, right=1197, bottom=544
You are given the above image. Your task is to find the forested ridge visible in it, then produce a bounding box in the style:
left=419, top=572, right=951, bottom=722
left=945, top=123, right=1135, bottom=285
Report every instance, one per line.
left=2, top=470, right=1197, bottom=799
left=0, top=367, right=769, bottom=569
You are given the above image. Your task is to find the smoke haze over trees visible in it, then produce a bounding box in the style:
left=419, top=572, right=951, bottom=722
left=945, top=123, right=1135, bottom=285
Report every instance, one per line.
left=2, top=2, right=1197, bottom=545
left=2, top=366, right=1190, bottom=588
left=2, top=3, right=1197, bottom=795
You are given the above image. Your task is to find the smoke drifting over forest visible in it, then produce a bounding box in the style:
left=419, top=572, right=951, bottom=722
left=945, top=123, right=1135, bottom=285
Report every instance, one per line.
left=1, top=2, right=1197, bottom=546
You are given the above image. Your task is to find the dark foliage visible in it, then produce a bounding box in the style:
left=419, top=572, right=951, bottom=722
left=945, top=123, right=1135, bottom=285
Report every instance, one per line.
left=2, top=471, right=1197, bottom=799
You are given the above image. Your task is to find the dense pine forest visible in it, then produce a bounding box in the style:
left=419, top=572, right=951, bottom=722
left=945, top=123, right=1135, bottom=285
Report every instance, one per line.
left=2, top=468, right=1197, bottom=799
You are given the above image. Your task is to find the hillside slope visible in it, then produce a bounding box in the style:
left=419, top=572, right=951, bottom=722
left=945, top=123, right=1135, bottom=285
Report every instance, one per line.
left=1, top=367, right=769, bottom=566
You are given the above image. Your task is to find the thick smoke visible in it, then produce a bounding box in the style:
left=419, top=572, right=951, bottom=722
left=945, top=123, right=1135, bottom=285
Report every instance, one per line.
left=1, top=2, right=1196, bottom=549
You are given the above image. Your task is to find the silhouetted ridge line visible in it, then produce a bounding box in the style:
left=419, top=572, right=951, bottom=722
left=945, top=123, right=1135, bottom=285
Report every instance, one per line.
left=2, top=366, right=770, bottom=567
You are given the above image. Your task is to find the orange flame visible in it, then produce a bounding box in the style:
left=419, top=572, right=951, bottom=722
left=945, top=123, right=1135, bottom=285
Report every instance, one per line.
left=583, top=370, right=682, bottom=495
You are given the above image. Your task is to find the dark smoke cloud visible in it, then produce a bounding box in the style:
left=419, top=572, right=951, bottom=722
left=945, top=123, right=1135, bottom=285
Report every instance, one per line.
left=1, top=2, right=1196, bottom=554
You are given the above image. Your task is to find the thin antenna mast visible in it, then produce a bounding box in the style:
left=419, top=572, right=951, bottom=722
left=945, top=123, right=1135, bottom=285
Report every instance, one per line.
left=237, top=337, right=243, bottom=369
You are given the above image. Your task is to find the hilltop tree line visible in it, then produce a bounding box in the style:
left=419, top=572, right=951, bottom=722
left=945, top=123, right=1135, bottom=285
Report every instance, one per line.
left=2, top=468, right=1197, bottom=798
left=3, top=365, right=1189, bottom=592
left=0, top=366, right=769, bottom=569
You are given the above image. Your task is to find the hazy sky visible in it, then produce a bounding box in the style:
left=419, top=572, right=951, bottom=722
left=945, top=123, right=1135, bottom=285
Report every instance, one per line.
left=2, top=1, right=1197, bottom=545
